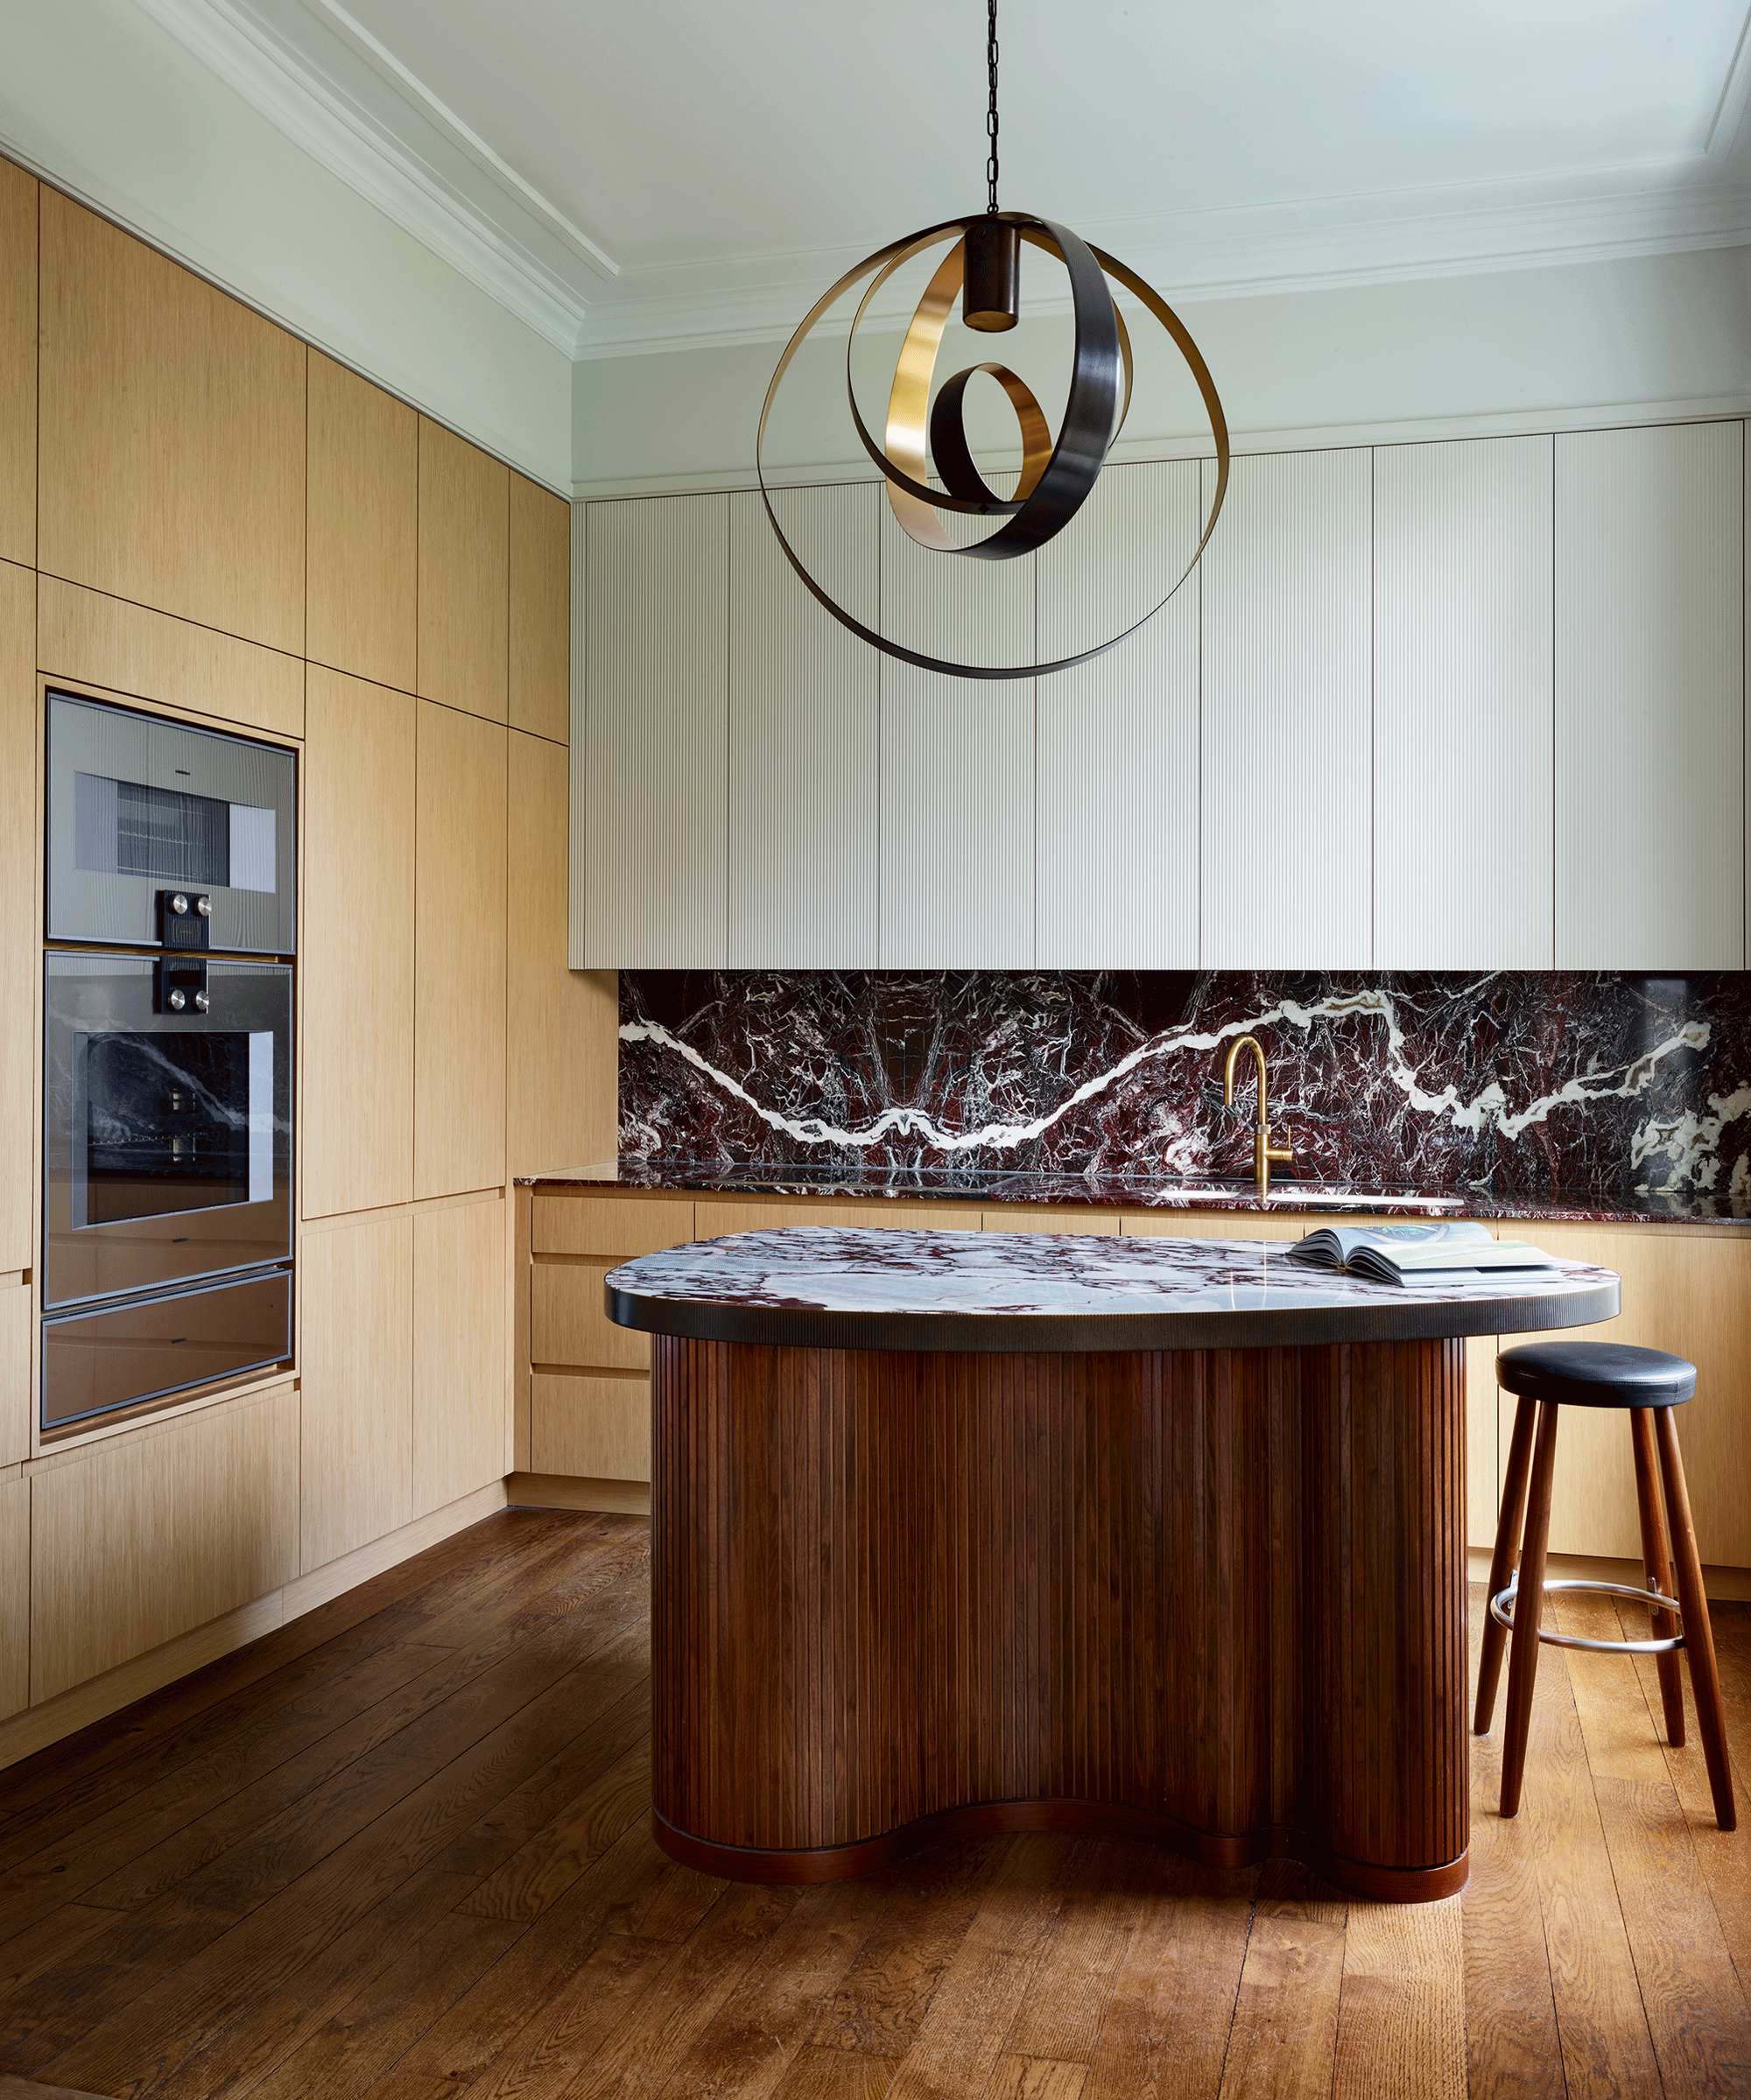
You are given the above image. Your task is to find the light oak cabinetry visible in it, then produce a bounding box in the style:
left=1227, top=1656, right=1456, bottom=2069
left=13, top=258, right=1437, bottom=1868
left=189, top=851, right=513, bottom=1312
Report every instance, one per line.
left=301, top=667, right=416, bottom=1218
left=1555, top=422, right=1744, bottom=967
left=0, top=158, right=35, bottom=567
left=31, top=1387, right=299, bottom=1702
left=0, top=1473, right=25, bottom=1723
left=509, top=474, right=570, bottom=743
left=0, top=1279, right=29, bottom=1471
left=415, top=701, right=508, bottom=1200
left=299, top=1216, right=413, bottom=1572
left=0, top=560, right=33, bottom=1276
left=38, top=192, right=305, bottom=654
left=509, top=731, right=614, bottom=1176
left=418, top=418, right=509, bottom=721
left=413, top=1196, right=508, bottom=1515
left=307, top=353, right=418, bottom=692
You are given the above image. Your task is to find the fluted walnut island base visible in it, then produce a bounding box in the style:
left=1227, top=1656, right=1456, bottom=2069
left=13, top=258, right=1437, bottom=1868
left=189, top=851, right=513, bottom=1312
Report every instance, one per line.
left=607, top=1228, right=1619, bottom=1905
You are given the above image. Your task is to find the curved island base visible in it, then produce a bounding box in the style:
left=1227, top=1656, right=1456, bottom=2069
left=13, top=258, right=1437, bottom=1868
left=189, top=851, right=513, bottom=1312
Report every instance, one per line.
left=650, top=1332, right=1470, bottom=1903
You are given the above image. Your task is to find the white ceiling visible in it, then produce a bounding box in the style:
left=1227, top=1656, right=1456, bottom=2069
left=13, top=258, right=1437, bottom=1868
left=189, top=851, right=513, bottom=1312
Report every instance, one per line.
left=137, top=0, right=1751, bottom=356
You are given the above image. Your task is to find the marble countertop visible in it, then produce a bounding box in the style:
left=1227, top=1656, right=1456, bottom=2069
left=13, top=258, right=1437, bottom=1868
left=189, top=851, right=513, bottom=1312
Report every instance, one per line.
left=521, top=1157, right=1749, bottom=1226
left=605, top=1226, right=1621, bottom=1353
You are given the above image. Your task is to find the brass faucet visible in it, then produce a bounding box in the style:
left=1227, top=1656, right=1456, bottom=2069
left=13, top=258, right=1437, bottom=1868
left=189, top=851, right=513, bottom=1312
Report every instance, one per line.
left=1222, top=1034, right=1296, bottom=1197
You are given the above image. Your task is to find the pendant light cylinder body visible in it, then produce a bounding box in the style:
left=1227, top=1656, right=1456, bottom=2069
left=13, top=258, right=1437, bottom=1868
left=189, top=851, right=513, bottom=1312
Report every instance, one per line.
left=962, top=215, right=1021, bottom=332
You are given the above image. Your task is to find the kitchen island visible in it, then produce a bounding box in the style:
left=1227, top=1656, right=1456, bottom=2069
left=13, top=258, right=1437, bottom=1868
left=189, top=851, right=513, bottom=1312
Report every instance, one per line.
left=606, top=1226, right=1620, bottom=1903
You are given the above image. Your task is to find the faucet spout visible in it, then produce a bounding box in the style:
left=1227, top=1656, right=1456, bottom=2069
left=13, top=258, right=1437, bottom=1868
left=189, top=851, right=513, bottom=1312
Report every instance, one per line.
left=1220, top=1034, right=1296, bottom=1197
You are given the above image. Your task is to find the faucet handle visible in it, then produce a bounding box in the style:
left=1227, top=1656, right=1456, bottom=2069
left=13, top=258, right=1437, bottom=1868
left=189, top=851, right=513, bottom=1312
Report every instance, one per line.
left=1266, top=1124, right=1294, bottom=1166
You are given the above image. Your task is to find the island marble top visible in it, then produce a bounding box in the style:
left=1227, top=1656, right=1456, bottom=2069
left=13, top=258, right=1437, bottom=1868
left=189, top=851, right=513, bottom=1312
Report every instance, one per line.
left=605, top=1226, right=1621, bottom=1354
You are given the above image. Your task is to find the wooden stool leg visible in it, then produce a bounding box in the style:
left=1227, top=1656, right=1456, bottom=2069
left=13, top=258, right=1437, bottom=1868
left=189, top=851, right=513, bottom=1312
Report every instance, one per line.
left=1655, top=1407, right=1737, bottom=1830
left=1630, top=1407, right=1685, bottom=1746
left=1475, top=1394, right=1539, bottom=1735
left=1500, top=1401, right=1560, bottom=1819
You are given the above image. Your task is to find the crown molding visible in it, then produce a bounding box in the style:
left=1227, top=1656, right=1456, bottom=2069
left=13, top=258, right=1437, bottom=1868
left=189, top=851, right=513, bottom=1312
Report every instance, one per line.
left=133, top=0, right=597, bottom=355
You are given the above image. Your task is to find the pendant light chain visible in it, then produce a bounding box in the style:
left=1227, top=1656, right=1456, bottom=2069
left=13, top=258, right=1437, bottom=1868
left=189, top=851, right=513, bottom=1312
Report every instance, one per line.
left=986, top=0, right=1000, bottom=214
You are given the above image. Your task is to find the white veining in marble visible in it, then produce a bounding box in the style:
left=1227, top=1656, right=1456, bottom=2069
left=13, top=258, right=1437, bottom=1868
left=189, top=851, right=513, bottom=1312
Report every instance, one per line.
left=621, top=989, right=1709, bottom=1165
left=607, top=1226, right=1615, bottom=1324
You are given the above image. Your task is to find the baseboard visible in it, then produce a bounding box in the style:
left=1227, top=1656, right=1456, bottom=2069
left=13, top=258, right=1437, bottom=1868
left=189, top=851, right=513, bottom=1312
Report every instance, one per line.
left=0, top=1478, right=510, bottom=1775
left=507, top=1471, right=650, bottom=1515
left=1466, top=1546, right=1751, bottom=1604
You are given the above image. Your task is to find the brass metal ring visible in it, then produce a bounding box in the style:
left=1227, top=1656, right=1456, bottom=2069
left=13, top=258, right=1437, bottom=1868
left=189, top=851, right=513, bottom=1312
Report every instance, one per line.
left=756, top=209, right=1228, bottom=680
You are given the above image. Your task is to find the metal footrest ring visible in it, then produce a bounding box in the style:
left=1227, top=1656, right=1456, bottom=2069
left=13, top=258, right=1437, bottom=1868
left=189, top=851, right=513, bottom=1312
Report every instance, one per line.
left=1490, top=1577, right=1684, bottom=1655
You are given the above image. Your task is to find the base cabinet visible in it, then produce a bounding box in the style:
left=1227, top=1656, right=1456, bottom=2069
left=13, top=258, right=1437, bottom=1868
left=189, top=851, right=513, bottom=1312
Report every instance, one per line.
left=413, top=1197, right=509, bottom=1516
left=30, top=1387, right=299, bottom=1703
left=0, top=1474, right=25, bottom=1722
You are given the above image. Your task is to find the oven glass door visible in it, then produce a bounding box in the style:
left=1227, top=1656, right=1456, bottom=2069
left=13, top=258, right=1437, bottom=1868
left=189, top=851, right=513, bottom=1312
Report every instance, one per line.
left=44, top=953, right=292, bottom=1310
left=46, top=692, right=297, bottom=953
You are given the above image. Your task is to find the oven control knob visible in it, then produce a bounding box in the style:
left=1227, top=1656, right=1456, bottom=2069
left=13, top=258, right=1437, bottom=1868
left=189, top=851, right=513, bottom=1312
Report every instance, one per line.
left=194, top=895, right=212, bottom=917
left=193, top=990, right=210, bottom=1012
left=167, top=989, right=186, bottom=1011
left=169, top=893, right=189, bottom=917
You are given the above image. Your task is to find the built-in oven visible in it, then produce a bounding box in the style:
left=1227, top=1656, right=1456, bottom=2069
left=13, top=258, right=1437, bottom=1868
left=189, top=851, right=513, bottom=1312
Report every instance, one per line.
left=46, top=691, right=296, bottom=953
left=40, top=692, right=297, bottom=1435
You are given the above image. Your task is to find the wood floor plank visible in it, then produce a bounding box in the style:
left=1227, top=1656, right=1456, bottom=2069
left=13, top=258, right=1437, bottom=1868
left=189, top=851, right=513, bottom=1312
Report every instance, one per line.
left=452, top=1724, right=653, bottom=1922
left=653, top=1877, right=895, bottom=2100
left=981, top=2055, right=1086, bottom=2099
left=1464, top=1589, right=1565, bottom=2100
left=0, top=2073, right=123, bottom=2099
left=809, top=1841, right=1007, bottom=2058
left=997, top=1840, right=1143, bottom=2066
left=770, top=2046, right=898, bottom=2099
left=0, top=1903, right=131, bottom=2006
left=883, top=1834, right=1075, bottom=2100
left=1329, top=1894, right=1465, bottom=2100
left=1214, top=1860, right=1346, bottom=2100
left=1079, top=1853, right=1257, bottom=2100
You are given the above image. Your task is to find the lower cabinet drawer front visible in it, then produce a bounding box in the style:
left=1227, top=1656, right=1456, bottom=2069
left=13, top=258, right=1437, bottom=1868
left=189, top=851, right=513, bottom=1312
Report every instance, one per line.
left=532, top=1194, right=694, bottom=1259
left=31, top=1387, right=299, bottom=1703
left=531, top=1260, right=650, bottom=1373
left=531, top=1373, right=650, bottom=1481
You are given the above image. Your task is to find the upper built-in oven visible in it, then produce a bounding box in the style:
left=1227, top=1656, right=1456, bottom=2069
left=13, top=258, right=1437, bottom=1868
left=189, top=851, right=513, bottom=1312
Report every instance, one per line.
left=46, top=692, right=296, bottom=954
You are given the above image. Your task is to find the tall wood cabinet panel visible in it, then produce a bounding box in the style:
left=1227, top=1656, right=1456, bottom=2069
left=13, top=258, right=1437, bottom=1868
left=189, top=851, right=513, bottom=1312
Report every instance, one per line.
left=509, top=474, right=570, bottom=744
left=418, top=418, right=509, bottom=722
left=0, top=1279, right=29, bottom=1471
left=1498, top=1224, right=1751, bottom=1564
left=580, top=495, right=728, bottom=966
left=509, top=731, right=612, bottom=1175
left=299, top=1216, right=412, bottom=1571
left=0, top=158, right=35, bottom=568
left=1374, top=436, right=1554, bottom=967
left=31, top=1387, right=299, bottom=1703
left=1554, top=422, right=1744, bottom=967
left=879, top=495, right=1036, bottom=966
left=37, top=193, right=305, bottom=654
left=1200, top=448, right=1373, bottom=966
left=0, top=561, right=32, bottom=1276
left=307, top=353, right=418, bottom=693
left=0, top=1472, right=25, bottom=1723
left=415, top=701, right=507, bottom=1199
left=413, top=1197, right=507, bottom=1516
left=1036, top=461, right=1201, bottom=966
left=728, top=485, right=878, bottom=966
left=302, top=667, right=415, bottom=1218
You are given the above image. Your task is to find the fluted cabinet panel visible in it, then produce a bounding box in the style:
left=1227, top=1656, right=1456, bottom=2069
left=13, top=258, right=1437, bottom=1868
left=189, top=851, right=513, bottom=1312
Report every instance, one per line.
left=1200, top=450, right=1373, bottom=967
left=1036, top=461, right=1201, bottom=966
left=581, top=495, right=728, bottom=966
left=1374, top=436, right=1553, bottom=967
left=728, top=486, right=878, bottom=966
left=879, top=493, right=1035, bottom=967
left=1554, top=422, right=1744, bottom=968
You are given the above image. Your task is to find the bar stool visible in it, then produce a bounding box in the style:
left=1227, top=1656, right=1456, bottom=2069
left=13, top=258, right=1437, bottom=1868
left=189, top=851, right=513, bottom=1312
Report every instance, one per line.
left=1473, top=1340, right=1736, bottom=1830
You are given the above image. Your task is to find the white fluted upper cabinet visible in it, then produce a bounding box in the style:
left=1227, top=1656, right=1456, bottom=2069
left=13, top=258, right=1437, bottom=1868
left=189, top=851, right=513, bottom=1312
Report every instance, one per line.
left=879, top=493, right=1036, bottom=968
left=576, top=494, right=728, bottom=966
left=1375, top=436, right=1554, bottom=968
left=728, top=486, right=879, bottom=966
left=1555, top=423, right=1744, bottom=969
left=1035, top=460, right=1202, bottom=968
left=1200, top=449, right=1373, bottom=967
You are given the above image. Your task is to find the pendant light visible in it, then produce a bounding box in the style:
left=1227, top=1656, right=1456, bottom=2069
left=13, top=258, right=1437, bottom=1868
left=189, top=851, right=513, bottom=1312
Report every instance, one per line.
left=756, top=0, right=1230, bottom=681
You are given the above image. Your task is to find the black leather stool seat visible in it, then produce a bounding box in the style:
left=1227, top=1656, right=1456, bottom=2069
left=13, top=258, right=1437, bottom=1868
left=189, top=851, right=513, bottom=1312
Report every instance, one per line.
left=1495, top=1340, right=1696, bottom=1408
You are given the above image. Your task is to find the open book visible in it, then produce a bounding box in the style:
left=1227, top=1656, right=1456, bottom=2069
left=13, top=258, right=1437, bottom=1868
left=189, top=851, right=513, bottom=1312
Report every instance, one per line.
left=1290, top=1219, right=1558, bottom=1285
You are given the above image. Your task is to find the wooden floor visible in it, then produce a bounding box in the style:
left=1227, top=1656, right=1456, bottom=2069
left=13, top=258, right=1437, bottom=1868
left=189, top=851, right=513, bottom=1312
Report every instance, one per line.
left=0, top=1510, right=1747, bottom=2100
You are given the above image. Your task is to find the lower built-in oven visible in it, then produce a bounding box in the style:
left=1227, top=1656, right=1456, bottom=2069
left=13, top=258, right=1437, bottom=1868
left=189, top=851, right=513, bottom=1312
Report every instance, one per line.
left=41, top=951, right=293, bottom=1430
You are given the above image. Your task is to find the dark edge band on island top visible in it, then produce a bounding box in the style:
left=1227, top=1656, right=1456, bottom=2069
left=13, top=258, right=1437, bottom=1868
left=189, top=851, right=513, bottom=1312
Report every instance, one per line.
left=606, top=1275, right=1621, bottom=1354
left=651, top=1805, right=1469, bottom=1906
